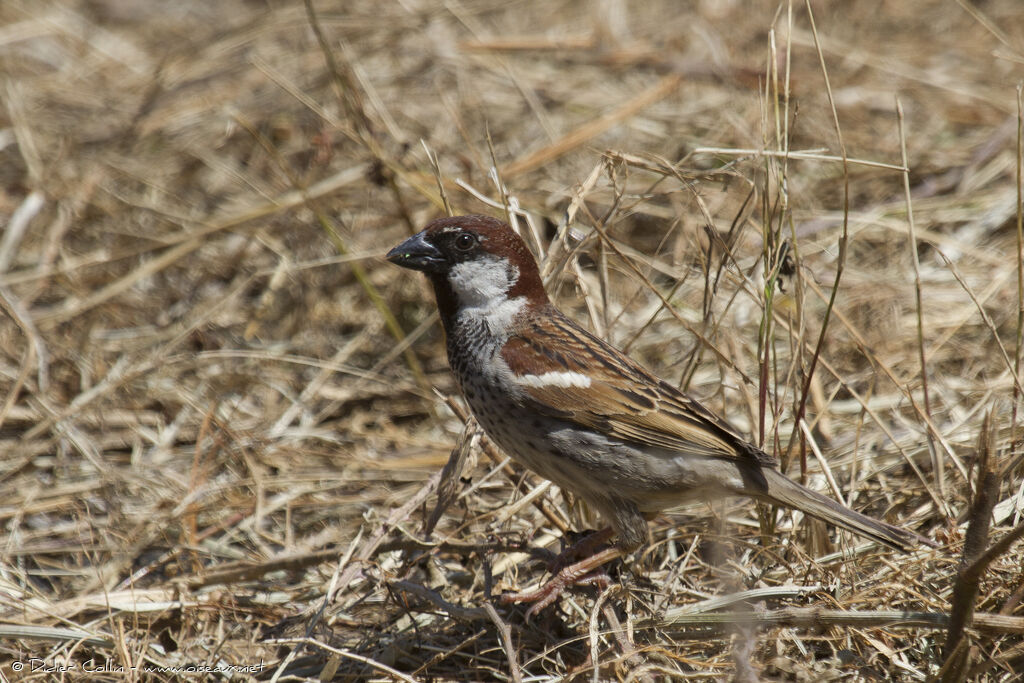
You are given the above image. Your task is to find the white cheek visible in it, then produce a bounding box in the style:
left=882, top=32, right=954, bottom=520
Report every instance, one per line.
left=448, top=257, right=524, bottom=334
left=516, top=371, right=593, bottom=388
left=448, top=258, right=518, bottom=307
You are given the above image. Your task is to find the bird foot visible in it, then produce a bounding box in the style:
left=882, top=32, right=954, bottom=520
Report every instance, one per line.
left=501, top=570, right=612, bottom=619
left=501, top=546, right=621, bottom=619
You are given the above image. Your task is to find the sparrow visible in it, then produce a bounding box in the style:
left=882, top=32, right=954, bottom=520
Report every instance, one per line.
left=386, top=214, right=930, bottom=611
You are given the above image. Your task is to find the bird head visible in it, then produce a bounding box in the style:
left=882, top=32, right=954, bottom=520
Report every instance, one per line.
left=387, top=215, right=549, bottom=322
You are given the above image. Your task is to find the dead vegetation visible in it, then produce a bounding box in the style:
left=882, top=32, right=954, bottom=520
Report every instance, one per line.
left=1, top=0, right=1023, bottom=680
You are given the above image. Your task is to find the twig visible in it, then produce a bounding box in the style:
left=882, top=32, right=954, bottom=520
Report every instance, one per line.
left=942, top=411, right=999, bottom=675
left=0, top=625, right=113, bottom=648
left=935, top=248, right=1024, bottom=397
left=426, top=413, right=479, bottom=535
left=961, top=520, right=1024, bottom=592
left=0, top=190, right=44, bottom=272
left=422, top=140, right=453, bottom=217
left=589, top=585, right=613, bottom=683
left=484, top=602, right=522, bottom=683
left=600, top=601, right=649, bottom=681
left=651, top=607, right=1024, bottom=635
left=691, top=146, right=907, bottom=172
left=1013, top=85, right=1024, bottom=487
left=897, top=97, right=940, bottom=496
left=0, top=285, right=48, bottom=428
left=412, top=628, right=488, bottom=676
left=784, top=0, right=851, bottom=476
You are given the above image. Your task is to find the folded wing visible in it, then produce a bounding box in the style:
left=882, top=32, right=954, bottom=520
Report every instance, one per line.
left=501, top=307, right=775, bottom=467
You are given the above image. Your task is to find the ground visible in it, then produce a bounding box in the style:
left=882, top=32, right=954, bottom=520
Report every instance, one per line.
left=1, top=0, right=1023, bottom=680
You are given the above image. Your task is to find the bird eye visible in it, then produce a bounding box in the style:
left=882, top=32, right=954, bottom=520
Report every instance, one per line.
left=454, top=233, right=476, bottom=251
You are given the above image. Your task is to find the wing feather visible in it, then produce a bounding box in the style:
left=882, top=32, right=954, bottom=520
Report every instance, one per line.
left=502, top=308, right=775, bottom=467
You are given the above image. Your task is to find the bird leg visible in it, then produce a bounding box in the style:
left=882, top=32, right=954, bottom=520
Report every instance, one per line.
left=548, top=527, right=615, bottom=572
left=501, top=546, right=623, bottom=618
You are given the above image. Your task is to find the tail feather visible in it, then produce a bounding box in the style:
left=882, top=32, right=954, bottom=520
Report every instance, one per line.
left=758, top=469, right=932, bottom=552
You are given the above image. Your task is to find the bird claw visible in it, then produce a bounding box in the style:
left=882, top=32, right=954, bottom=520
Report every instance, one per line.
left=499, top=582, right=560, bottom=619
left=500, top=570, right=612, bottom=619
left=500, top=545, right=623, bottom=618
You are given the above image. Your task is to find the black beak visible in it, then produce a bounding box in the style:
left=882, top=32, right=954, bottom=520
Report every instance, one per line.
left=386, top=231, right=446, bottom=273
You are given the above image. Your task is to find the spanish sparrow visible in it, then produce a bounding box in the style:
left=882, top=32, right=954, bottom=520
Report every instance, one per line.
left=387, top=214, right=930, bottom=612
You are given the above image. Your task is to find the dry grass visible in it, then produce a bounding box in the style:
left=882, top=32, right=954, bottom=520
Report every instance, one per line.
left=1, top=0, right=1023, bottom=680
